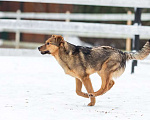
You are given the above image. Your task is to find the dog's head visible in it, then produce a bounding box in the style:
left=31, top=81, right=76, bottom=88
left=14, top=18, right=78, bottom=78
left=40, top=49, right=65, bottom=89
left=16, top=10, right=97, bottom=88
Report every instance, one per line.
left=38, top=35, right=64, bottom=55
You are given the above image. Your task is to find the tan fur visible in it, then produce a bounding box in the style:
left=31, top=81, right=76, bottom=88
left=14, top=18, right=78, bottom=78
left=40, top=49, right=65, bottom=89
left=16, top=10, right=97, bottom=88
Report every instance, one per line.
left=38, top=35, right=150, bottom=106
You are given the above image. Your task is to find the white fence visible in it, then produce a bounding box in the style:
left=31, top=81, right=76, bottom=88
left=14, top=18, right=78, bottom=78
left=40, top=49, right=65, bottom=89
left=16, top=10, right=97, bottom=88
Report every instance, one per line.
left=0, top=0, right=150, bottom=50
left=1, top=11, right=150, bottom=21
left=1, top=19, right=150, bottom=39
left=1, top=0, right=150, bottom=8
left=0, top=11, right=150, bottom=39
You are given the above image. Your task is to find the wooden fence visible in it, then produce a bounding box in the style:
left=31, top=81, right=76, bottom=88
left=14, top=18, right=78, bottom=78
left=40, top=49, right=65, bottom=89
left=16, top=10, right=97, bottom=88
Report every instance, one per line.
left=1, top=0, right=150, bottom=8
left=1, top=19, right=150, bottom=39
left=0, top=11, right=150, bottom=21
left=0, top=0, right=150, bottom=46
left=1, top=0, right=150, bottom=73
left=0, top=11, right=150, bottom=40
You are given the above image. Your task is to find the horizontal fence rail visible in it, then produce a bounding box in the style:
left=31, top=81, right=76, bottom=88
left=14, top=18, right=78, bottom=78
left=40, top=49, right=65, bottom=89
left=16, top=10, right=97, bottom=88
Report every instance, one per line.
left=1, top=0, right=150, bottom=8
left=1, top=12, right=150, bottom=21
left=0, top=40, right=42, bottom=49
left=0, top=19, right=150, bottom=39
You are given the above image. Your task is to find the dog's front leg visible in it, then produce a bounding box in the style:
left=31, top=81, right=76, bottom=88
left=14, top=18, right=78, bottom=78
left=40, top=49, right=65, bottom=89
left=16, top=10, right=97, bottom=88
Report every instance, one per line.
left=75, top=78, right=89, bottom=98
left=81, top=76, right=96, bottom=106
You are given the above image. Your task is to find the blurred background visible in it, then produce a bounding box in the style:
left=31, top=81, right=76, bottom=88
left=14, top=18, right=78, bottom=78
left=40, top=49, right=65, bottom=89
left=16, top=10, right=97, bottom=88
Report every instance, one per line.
left=0, top=1, right=150, bottom=50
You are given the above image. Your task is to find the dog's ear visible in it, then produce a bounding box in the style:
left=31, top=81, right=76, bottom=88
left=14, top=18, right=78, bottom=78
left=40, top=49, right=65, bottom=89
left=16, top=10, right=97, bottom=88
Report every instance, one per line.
left=56, top=35, right=64, bottom=46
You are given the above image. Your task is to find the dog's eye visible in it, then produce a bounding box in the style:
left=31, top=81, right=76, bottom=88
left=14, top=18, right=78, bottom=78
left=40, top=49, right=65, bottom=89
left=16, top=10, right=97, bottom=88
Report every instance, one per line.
left=46, top=42, right=50, bottom=45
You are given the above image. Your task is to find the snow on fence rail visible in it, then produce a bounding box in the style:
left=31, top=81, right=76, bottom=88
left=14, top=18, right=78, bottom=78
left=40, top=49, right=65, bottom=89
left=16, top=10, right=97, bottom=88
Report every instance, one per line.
left=2, top=0, right=150, bottom=8
left=0, top=19, right=150, bottom=39
left=1, top=11, right=150, bottom=21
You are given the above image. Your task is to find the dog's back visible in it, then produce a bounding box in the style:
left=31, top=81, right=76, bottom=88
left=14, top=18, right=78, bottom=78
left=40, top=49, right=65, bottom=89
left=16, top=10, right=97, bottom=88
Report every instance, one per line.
left=58, top=42, right=126, bottom=78
left=61, top=40, right=150, bottom=78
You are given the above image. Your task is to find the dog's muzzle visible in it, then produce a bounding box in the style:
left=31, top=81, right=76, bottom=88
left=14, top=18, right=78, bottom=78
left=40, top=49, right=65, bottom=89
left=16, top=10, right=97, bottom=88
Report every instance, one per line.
left=41, top=51, right=50, bottom=55
left=38, top=47, right=51, bottom=55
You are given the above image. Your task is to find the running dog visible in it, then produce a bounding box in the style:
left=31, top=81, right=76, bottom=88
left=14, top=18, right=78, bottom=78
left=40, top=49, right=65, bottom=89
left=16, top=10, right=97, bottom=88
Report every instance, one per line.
left=38, top=35, right=150, bottom=106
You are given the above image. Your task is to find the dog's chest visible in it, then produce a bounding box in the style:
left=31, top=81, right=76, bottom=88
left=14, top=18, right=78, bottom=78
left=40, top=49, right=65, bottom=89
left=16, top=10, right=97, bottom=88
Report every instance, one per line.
left=54, top=55, right=77, bottom=76
left=58, top=57, right=87, bottom=80
left=60, top=61, right=81, bottom=78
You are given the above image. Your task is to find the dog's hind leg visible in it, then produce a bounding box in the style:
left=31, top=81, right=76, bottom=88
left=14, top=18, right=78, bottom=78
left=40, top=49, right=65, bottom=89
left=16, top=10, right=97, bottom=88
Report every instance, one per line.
left=107, top=80, right=115, bottom=91
left=88, top=71, right=114, bottom=97
left=95, top=71, right=112, bottom=96
left=81, top=76, right=96, bottom=106
left=75, top=78, right=89, bottom=98
left=92, top=60, right=120, bottom=97
left=98, top=79, right=115, bottom=95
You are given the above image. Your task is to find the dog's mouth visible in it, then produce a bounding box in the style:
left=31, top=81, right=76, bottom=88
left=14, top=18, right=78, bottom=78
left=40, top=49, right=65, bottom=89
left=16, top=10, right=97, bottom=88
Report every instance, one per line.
left=41, top=51, right=51, bottom=55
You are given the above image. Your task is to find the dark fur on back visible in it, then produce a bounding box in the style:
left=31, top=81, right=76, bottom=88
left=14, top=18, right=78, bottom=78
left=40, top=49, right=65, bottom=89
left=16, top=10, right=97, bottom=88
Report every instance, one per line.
left=58, top=42, right=127, bottom=78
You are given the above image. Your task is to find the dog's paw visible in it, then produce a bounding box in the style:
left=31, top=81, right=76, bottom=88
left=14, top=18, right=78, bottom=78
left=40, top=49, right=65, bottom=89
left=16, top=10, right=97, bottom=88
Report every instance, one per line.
left=88, top=102, right=95, bottom=106
left=88, top=93, right=95, bottom=98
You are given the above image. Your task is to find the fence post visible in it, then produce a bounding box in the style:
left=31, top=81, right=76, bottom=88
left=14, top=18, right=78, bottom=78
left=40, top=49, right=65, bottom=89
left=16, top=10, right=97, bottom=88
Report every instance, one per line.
left=65, top=11, right=70, bottom=41
left=131, top=8, right=142, bottom=74
left=15, top=10, right=21, bottom=49
left=126, top=11, right=132, bottom=51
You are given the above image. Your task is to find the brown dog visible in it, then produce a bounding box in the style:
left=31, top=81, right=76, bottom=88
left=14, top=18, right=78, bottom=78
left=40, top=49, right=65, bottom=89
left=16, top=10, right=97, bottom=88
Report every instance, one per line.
left=38, top=35, right=150, bottom=106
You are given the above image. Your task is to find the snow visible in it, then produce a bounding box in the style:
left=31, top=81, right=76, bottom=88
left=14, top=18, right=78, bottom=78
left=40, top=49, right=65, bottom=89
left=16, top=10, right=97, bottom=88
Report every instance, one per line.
left=0, top=55, right=150, bottom=120
left=0, top=40, right=150, bottom=119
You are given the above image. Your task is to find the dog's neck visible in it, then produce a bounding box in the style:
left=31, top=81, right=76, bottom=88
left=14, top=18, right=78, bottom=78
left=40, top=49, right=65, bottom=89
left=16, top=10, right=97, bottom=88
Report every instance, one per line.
left=51, top=41, right=69, bottom=70
left=52, top=41, right=67, bottom=60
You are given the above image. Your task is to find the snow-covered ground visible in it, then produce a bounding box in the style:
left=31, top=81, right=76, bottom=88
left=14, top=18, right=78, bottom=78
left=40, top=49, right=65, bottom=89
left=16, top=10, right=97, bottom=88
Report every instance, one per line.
left=0, top=37, right=150, bottom=120
left=0, top=54, right=150, bottom=120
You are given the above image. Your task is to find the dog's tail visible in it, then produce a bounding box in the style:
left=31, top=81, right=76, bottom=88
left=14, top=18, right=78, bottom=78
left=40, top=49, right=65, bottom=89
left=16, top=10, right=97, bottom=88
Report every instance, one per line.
left=125, top=40, right=150, bottom=61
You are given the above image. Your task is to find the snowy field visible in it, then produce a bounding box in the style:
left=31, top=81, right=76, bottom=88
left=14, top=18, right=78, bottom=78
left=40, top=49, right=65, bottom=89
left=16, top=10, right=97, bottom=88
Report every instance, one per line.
left=0, top=47, right=150, bottom=119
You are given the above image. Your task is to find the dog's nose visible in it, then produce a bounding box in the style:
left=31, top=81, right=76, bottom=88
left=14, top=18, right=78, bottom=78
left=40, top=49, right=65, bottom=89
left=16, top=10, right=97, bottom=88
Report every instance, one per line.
left=38, top=47, right=41, bottom=51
